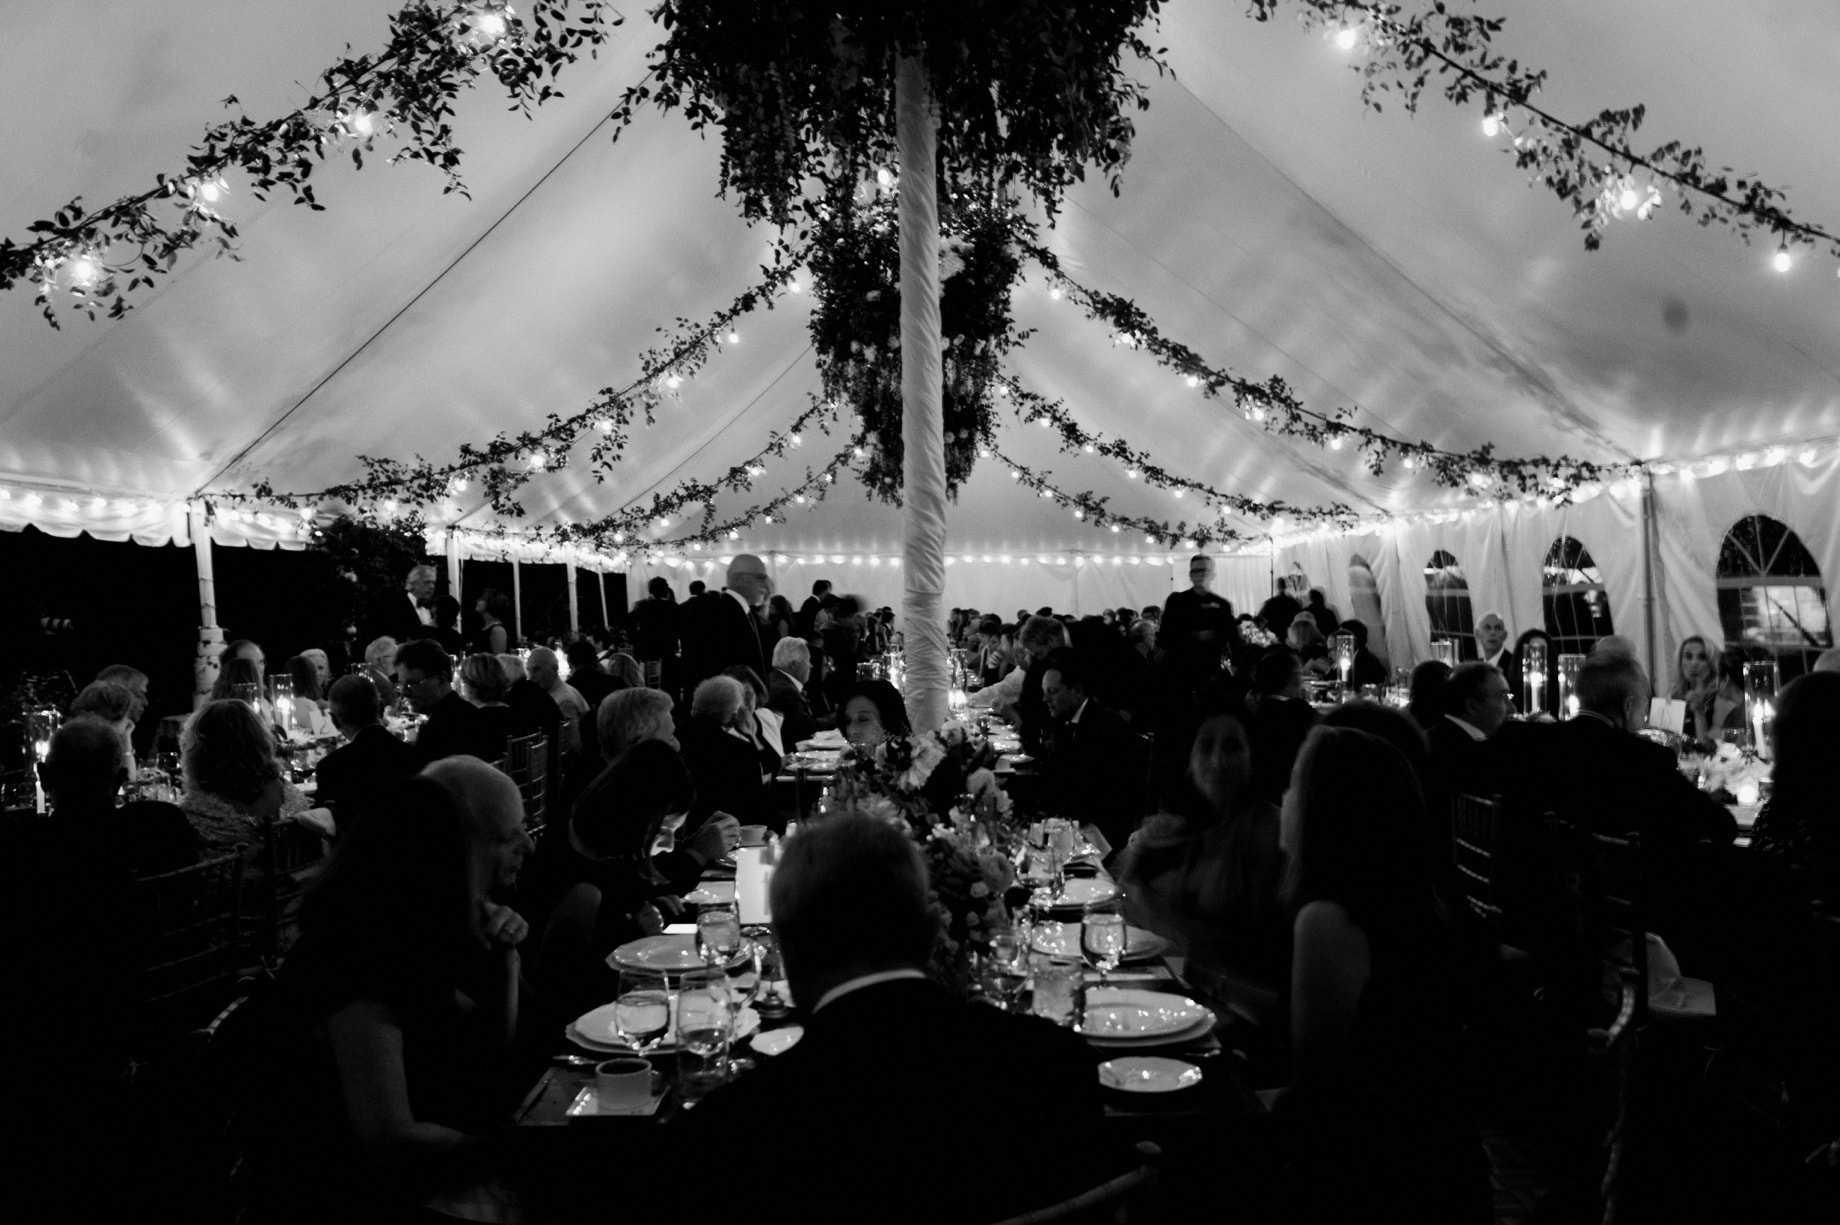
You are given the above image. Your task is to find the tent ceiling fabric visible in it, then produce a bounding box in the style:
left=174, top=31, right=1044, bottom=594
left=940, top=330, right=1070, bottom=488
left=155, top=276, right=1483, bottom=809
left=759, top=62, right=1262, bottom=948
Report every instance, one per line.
left=2, top=1, right=1836, bottom=557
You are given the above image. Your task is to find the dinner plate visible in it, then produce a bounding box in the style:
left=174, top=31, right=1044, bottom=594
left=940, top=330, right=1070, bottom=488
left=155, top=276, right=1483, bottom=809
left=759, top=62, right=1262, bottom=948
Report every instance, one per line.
left=567, top=1002, right=760, bottom=1054
left=1078, top=988, right=1213, bottom=1041
left=1029, top=922, right=1170, bottom=963
left=1032, top=878, right=1119, bottom=909
left=750, top=1026, right=804, bottom=1057
left=683, top=880, right=736, bottom=906
left=609, top=934, right=751, bottom=973
left=1097, top=1056, right=1203, bottom=1093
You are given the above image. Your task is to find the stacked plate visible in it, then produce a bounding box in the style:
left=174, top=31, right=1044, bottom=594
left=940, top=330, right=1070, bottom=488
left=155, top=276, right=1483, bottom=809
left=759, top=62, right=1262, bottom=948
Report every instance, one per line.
left=1078, top=988, right=1216, bottom=1048
left=607, top=934, right=752, bottom=974
left=1030, top=922, right=1171, bottom=963
left=1032, top=878, right=1119, bottom=910
left=566, top=999, right=761, bottom=1055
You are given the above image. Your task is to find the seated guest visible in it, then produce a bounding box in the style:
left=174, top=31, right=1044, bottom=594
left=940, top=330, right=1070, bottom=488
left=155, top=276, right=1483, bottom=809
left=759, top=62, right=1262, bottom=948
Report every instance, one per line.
left=563, top=639, right=615, bottom=716
left=44, top=716, right=197, bottom=876
left=428, top=594, right=467, bottom=658
left=396, top=639, right=493, bottom=765
left=839, top=677, right=910, bottom=748
left=1590, top=633, right=1638, bottom=663
left=360, top=636, right=401, bottom=711
left=1280, top=726, right=1489, bottom=1221
left=69, top=680, right=140, bottom=779
left=315, top=676, right=418, bottom=835
left=1119, top=699, right=1287, bottom=1026
left=1408, top=659, right=1452, bottom=732
left=1245, top=647, right=1318, bottom=804
left=677, top=676, right=771, bottom=830
left=1286, top=613, right=1330, bottom=673
left=1013, top=615, right=1069, bottom=755
left=1749, top=671, right=1840, bottom=899
left=603, top=652, right=644, bottom=691
left=521, top=741, right=715, bottom=1018
left=94, top=663, right=151, bottom=726
left=299, top=648, right=331, bottom=694
left=968, top=627, right=1026, bottom=718
left=679, top=815, right=1105, bottom=1222
left=598, top=687, right=680, bottom=758
left=1337, top=618, right=1389, bottom=689
left=526, top=646, right=589, bottom=757
left=1426, top=662, right=1511, bottom=816
left=1475, top=611, right=1511, bottom=671
left=722, top=664, right=784, bottom=765
left=178, top=699, right=314, bottom=851
left=457, top=652, right=518, bottom=763
left=276, top=764, right=532, bottom=1219
left=282, top=654, right=335, bottom=736
left=1039, top=648, right=1145, bottom=851
left=767, top=636, right=831, bottom=746
left=498, top=652, right=561, bottom=747
left=207, top=655, right=276, bottom=727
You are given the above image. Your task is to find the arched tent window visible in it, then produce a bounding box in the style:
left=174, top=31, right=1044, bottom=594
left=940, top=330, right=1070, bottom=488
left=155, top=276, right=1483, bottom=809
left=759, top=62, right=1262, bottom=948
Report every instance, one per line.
left=1541, top=536, right=1614, bottom=656
left=1716, top=515, right=1833, bottom=680
left=1424, top=549, right=1476, bottom=660
left=1347, top=554, right=1388, bottom=665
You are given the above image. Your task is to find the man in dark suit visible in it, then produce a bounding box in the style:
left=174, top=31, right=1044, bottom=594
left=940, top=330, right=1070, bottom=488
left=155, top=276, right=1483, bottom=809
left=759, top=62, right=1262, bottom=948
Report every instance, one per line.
left=395, top=639, right=493, bottom=765
left=1427, top=661, right=1513, bottom=814
left=676, top=676, right=771, bottom=831
left=314, top=674, right=418, bottom=833
left=361, top=563, right=438, bottom=648
left=678, top=815, right=1106, bottom=1223
left=1014, top=614, right=1070, bottom=756
left=1039, top=648, right=1147, bottom=851
left=679, top=553, right=771, bottom=688
left=1255, top=575, right=1302, bottom=641
left=1245, top=646, right=1319, bottom=804
left=795, top=578, right=831, bottom=639
left=766, top=636, right=830, bottom=747
left=1161, top=553, right=1243, bottom=675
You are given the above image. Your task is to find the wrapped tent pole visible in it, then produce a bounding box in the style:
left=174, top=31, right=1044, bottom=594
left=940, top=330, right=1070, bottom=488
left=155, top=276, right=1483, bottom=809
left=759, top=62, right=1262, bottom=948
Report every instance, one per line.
left=190, top=504, right=224, bottom=707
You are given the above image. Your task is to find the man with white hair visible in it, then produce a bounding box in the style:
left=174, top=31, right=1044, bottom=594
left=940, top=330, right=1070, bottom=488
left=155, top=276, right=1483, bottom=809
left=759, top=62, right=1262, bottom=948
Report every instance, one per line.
left=364, top=563, right=440, bottom=646
left=682, top=553, right=772, bottom=687
left=526, top=646, right=588, bottom=756
left=766, top=636, right=830, bottom=746
left=1475, top=611, right=1512, bottom=671
left=423, top=756, right=537, bottom=901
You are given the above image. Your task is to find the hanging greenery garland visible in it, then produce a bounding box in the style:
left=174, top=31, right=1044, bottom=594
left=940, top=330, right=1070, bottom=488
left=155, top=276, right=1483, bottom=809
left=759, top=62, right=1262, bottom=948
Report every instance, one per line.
left=808, top=187, right=1028, bottom=502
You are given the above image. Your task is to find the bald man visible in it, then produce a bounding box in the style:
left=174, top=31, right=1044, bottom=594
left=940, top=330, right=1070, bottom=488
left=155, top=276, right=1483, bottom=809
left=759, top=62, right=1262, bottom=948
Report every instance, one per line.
left=526, top=646, right=589, bottom=755
left=1475, top=612, right=1511, bottom=671
left=682, top=553, right=773, bottom=686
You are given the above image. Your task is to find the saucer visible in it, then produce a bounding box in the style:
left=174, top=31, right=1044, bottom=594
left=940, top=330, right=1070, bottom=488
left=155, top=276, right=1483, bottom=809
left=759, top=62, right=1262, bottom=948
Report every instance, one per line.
left=1097, top=1056, right=1203, bottom=1094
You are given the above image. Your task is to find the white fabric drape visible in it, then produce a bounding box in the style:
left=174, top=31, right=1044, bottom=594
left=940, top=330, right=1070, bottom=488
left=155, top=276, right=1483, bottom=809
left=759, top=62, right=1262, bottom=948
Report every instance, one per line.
left=897, top=54, right=949, bottom=732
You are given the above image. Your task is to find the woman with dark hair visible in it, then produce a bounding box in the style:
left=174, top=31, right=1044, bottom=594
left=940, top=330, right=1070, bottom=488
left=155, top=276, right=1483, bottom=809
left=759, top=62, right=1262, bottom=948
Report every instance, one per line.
left=1750, top=671, right=1840, bottom=898
left=522, top=740, right=703, bottom=1017
left=839, top=678, right=911, bottom=747
left=207, top=655, right=276, bottom=727
left=1407, top=658, right=1452, bottom=732
left=765, top=594, right=796, bottom=645
left=1279, top=726, right=1487, bottom=1222
left=283, top=654, right=335, bottom=735
left=472, top=588, right=512, bottom=656
left=1119, top=699, right=1289, bottom=1028
left=276, top=774, right=528, bottom=1218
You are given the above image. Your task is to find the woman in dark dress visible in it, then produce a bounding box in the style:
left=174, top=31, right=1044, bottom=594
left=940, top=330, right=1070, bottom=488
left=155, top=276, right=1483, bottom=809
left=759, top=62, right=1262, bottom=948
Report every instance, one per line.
left=472, top=588, right=512, bottom=657
left=1279, top=725, right=1489, bottom=1222
left=457, top=652, right=517, bottom=763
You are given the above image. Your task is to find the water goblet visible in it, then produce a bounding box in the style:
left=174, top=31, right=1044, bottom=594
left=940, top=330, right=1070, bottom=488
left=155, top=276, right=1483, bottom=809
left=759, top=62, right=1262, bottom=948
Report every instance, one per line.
left=696, top=905, right=742, bottom=966
left=1081, top=913, right=1127, bottom=985
left=613, top=968, right=671, bottom=1055
left=721, top=944, right=763, bottom=1072
left=676, top=968, right=734, bottom=1101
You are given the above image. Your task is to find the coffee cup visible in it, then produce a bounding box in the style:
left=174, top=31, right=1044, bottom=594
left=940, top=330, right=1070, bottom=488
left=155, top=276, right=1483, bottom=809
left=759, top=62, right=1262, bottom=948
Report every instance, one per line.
left=595, top=1057, right=653, bottom=1111
left=738, top=824, right=769, bottom=847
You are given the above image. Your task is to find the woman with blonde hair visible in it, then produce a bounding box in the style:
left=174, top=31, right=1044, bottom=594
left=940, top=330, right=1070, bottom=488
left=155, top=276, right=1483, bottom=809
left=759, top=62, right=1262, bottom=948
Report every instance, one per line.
left=1670, top=635, right=1742, bottom=748
left=178, top=699, right=314, bottom=851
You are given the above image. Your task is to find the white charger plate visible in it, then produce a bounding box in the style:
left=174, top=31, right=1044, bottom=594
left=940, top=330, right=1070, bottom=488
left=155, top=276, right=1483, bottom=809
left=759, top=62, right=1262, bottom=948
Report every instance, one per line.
left=1029, top=922, right=1170, bottom=963
left=1098, top=1056, right=1203, bottom=1093
left=1032, top=878, right=1120, bottom=909
left=567, top=1001, right=760, bottom=1054
left=1078, top=988, right=1212, bottom=1041
left=609, top=933, right=751, bottom=973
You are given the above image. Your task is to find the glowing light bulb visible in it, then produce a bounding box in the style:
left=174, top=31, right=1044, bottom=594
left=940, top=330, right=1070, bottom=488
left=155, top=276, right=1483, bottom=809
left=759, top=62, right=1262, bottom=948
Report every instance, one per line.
left=1618, top=187, right=1640, bottom=212
left=664, top=373, right=683, bottom=390
left=1082, top=443, right=1095, bottom=453
left=1335, top=27, right=1358, bottom=51
left=1010, top=470, right=1021, bottom=480
left=788, top=279, right=802, bottom=294
left=612, top=530, right=625, bottom=543
left=747, top=465, right=766, bottom=477
left=67, top=254, right=101, bottom=289
left=789, top=432, right=802, bottom=446
left=1481, top=113, right=1503, bottom=138
left=1251, top=406, right=1267, bottom=422
left=1329, top=435, right=1344, bottom=450
left=1126, top=468, right=1139, bottom=479
left=727, top=329, right=740, bottom=344
left=1772, top=250, right=1792, bottom=273
left=1109, top=524, right=1121, bottom=533
left=794, top=494, right=805, bottom=504
left=351, top=109, right=377, bottom=137
left=853, top=446, right=865, bottom=458
left=1402, top=455, right=1418, bottom=471
left=199, top=178, right=223, bottom=204
left=594, top=417, right=614, bottom=433
left=1073, top=509, right=1084, bottom=519
left=1185, top=374, right=1200, bottom=388
left=875, top=166, right=895, bottom=190
left=1048, top=286, right=1062, bottom=300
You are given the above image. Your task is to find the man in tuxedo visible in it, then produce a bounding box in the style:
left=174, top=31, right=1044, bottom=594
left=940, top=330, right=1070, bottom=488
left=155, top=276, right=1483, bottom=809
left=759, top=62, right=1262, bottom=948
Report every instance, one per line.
left=396, top=639, right=493, bottom=765
left=1476, top=611, right=1512, bottom=672
left=314, top=674, right=418, bottom=833
left=1427, top=662, right=1513, bottom=813
left=363, top=564, right=438, bottom=647
left=1161, top=553, right=1242, bottom=674
left=679, top=815, right=1105, bottom=1223
left=681, top=553, right=772, bottom=687
left=1039, top=649, right=1146, bottom=851
left=795, top=578, right=831, bottom=638
left=766, top=636, right=830, bottom=747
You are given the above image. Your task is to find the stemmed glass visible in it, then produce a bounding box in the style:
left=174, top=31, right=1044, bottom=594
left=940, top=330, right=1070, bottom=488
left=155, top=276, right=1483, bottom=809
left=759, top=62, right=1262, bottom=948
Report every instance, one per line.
left=1081, top=913, right=1127, bottom=986
left=1043, top=818, right=1077, bottom=904
left=613, top=968, right=671, bottom=1055
left=980, top=928, right=1030, bottom=1013
left=676, top=968, right=734, bottom=1100
left=697, top=905, right=743, bottom=966
left=721, top=944, right=763, bottom=1072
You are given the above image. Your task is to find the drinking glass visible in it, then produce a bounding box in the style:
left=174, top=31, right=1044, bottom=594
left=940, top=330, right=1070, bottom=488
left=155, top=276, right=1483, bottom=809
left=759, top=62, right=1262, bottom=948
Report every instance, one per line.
left=1030, top=954, right=1082, bottom=1028
left=980, top=929, right=1029, bottom=1013
left=676, top=968, right=733, bottom=1101
left=613, top=969, right=671, bottom=1055
left=697, top=906, right=743, bottom=965
left=1081, top=913, right=1127, bottom=984
left=721, top=944, right=763, bottom=1072
left=233, top=682, right=261, bottom=711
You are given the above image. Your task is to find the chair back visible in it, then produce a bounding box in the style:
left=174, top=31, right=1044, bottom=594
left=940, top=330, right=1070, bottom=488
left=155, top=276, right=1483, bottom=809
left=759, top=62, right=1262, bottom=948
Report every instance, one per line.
left=131, top=849, right=247, bottom=1033
left=1451, top=792, right=1505, bottom=926
left=505, top=731, right=550, bottom=835
left=985, top=1141, right=1160, bottom=1225
left=243, top=817, right=329, bottom=966
left=1546, top=815, right=1649, bottom=1029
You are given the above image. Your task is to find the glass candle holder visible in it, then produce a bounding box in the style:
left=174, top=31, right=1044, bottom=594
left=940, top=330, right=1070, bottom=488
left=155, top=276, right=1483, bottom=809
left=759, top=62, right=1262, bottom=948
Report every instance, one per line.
left=1743, top=659, right=1780, bottom=759
left=26, top=708, right=61, bottom=813
left=1330, top=632, right=1357, bottom=691
left=1520, top=638, right=1548, bottom=716
left=1432, top=639, right=1458, bottom=667
left=1557, top=654, right=1585, bottom=720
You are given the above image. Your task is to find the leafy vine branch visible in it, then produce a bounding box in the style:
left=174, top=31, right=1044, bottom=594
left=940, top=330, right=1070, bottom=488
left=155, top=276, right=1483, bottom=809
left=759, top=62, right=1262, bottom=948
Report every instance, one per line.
left=983, top=439, right=1244, bottom=549
left=0, top=1, right=619, bottom=326
left=1254, top=1, right=1840, bottom=258
left=1023, top=238, right=1638, bottom=500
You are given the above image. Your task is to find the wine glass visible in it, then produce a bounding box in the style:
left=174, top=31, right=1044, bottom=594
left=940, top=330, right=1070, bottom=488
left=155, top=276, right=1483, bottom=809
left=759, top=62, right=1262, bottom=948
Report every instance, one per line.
left=697, top=905, right=743, bottom=965
left=613, top=968, right=670, bottom=1055
left=753, top=931, right=791, bottom=1019
left=721, top=944, right=763, bottom=1072
left=1045, top=819, right=1077, bottom=902
left=676, top=968, right=734, bottom=1101
left=1081, top=913, right=1127, bottom=985
left=981, top=928, right=1029, bottom=1013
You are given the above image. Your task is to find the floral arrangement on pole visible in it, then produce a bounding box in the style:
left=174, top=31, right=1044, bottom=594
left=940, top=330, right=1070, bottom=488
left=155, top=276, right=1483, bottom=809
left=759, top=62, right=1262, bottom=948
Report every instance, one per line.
left=826, top=724, right=1016, bottom=990
left=808, top=187, right=1027, bottom=502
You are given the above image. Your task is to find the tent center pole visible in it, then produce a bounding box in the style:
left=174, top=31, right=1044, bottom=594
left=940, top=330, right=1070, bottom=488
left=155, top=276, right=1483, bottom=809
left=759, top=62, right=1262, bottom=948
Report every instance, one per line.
left=189, top=503, right=224, bottom=709
left=1641, top=472, right=1660, bottom=682
left=512, top=558, right=524, bottom=647
left=565, top=558, right=580, bottom=635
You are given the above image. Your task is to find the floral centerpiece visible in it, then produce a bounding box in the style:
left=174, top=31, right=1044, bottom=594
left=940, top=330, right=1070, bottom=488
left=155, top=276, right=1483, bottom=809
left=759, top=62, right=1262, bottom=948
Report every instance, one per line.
left=1694, top=741, right=1771, bottom=804
left=826, top=723, right=1018, bottom=990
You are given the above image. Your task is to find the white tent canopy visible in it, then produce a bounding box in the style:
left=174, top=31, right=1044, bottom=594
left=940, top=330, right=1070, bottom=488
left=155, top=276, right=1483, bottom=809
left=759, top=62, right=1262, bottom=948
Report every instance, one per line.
left=3, top=1, right=1836, bottom=671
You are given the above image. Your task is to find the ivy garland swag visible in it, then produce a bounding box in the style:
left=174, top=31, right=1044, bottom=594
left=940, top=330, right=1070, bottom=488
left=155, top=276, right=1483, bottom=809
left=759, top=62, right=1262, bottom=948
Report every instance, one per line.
left=809, top=188, right=1027, bottom=503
